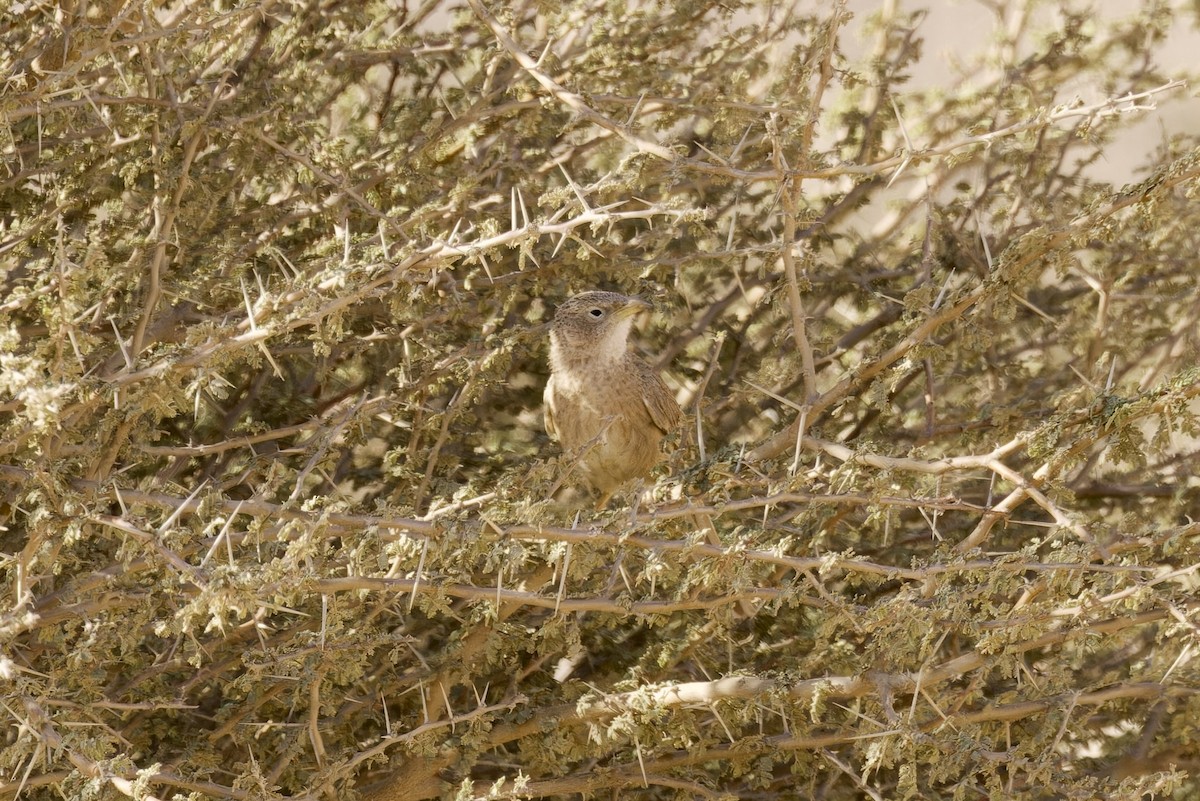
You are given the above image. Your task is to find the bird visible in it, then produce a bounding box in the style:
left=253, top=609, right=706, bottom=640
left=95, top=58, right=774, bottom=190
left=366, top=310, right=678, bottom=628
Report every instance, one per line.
left=544, top=291, right=681, bottom=505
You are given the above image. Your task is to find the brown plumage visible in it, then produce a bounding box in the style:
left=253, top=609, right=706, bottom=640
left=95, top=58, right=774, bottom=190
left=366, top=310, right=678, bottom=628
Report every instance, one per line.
left=544, top=291, right=681, bottom=502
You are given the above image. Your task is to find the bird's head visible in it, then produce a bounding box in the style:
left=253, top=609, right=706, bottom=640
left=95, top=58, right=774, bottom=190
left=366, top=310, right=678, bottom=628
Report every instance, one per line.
left=549, top=291, right=653, bottom=368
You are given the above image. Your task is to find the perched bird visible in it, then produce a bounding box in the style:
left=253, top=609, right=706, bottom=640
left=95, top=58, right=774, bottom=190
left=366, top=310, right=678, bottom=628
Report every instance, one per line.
left=544, top=291, right=681, bottom=504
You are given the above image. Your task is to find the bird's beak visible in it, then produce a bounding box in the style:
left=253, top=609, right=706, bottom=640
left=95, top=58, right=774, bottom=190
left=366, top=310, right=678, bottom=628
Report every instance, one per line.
left=613, top=297, right=653, bottom=319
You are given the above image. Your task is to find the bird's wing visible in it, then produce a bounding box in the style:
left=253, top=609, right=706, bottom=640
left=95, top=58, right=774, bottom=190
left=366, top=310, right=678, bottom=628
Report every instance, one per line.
left=543, top=380, right=559, bottom=440
left=641, top=371, right=682, bottom=435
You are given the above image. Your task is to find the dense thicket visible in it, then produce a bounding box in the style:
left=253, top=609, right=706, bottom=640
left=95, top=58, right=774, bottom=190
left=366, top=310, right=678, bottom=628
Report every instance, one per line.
left=2, top=1, right=1199, bottom=799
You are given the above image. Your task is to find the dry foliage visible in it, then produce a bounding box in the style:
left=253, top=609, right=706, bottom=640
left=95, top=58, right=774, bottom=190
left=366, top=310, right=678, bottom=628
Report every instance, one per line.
left=2, top=1, right=1200, bottom=799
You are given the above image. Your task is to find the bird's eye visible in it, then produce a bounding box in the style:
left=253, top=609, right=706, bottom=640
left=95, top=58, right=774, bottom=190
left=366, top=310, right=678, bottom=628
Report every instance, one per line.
left=589, top=308, right=603, bottom=318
